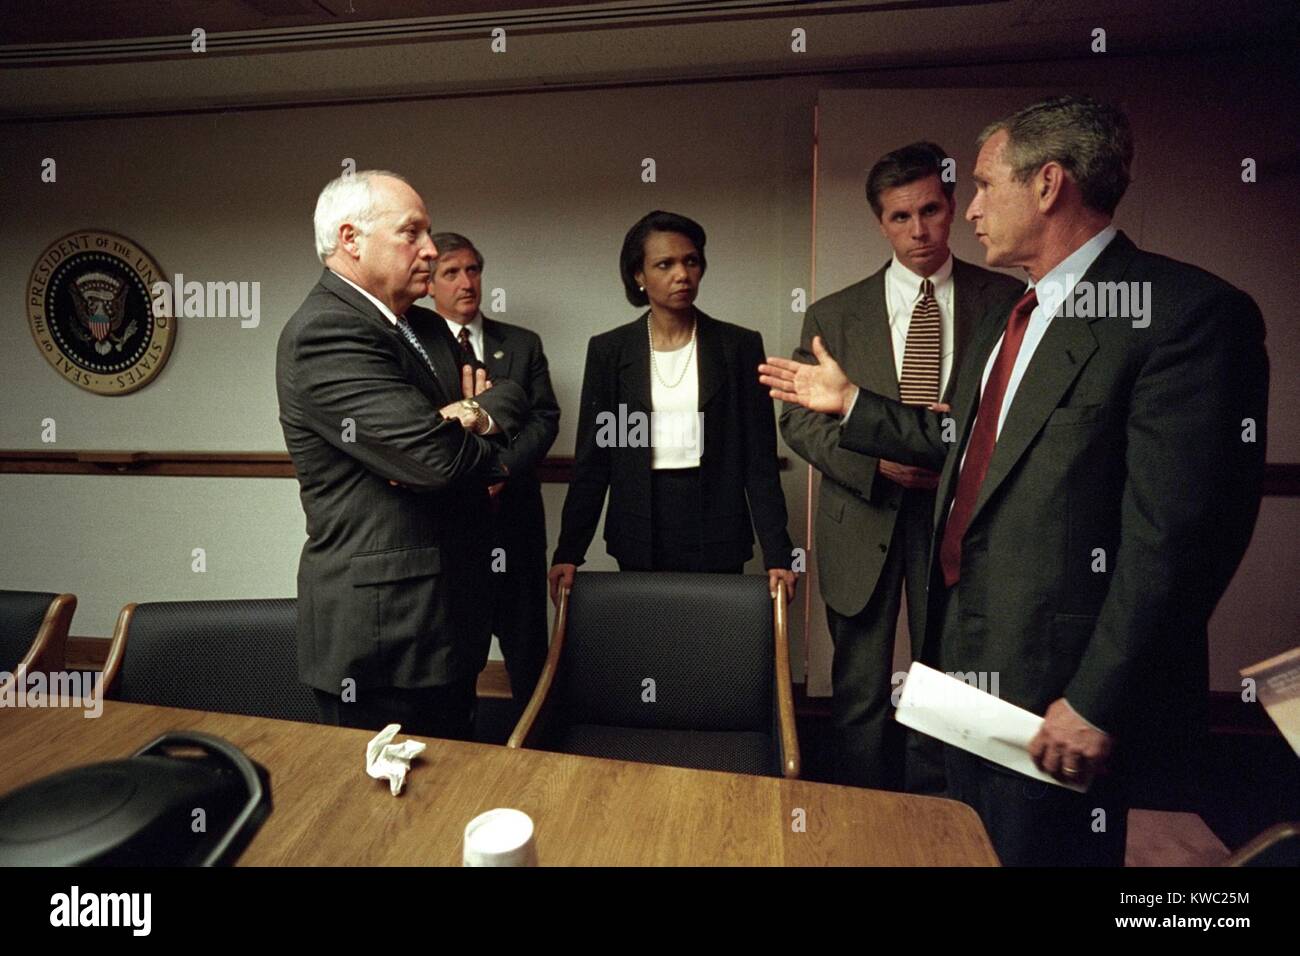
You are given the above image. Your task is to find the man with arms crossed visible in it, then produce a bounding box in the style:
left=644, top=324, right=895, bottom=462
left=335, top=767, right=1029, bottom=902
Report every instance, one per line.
left=277, top=171, right=527, bottom=740
left=763, top=97, right=1267, bottom=865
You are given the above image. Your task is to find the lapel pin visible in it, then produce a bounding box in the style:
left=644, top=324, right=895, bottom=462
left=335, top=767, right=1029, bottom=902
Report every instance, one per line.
left=493, top=350, right=505, bottom=360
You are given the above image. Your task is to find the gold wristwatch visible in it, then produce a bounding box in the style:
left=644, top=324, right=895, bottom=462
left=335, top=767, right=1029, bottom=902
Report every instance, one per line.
left=460, top=398, right=489, bottom=434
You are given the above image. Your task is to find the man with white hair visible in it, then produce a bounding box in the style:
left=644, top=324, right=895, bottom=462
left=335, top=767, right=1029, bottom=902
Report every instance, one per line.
left=276, top=170, right=527, bottom=739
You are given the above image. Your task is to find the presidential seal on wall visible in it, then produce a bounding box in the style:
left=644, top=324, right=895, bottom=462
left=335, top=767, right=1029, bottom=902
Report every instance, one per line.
left=27, top=230, right=175, bottom=395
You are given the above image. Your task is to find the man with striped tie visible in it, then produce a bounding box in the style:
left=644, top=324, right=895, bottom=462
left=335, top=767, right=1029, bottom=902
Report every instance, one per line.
left=780, top=142, right=1023, bottom=793
left=763, top=97, right=1267, bottom=865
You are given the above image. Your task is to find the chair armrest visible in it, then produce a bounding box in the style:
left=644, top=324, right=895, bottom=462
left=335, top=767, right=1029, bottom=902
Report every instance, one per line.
left=507, top=587, right=569, bottom=749
left=1225, top=822, right=1300, bottom=867
left=772, top=581, right=801, bottom=779
left=99, top=603, right=137, bottom=696
left=9, top=593, right=76, bottom=680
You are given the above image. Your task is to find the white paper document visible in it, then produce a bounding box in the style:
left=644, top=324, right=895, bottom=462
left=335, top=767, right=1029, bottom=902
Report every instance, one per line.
left=895, top=662, right=1087, bottom=792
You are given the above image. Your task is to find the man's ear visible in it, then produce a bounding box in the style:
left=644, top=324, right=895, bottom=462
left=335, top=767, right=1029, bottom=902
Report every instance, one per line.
left=338, top=223, right=362, bottom=258
left=1036, top=162, right=1068, bottom=212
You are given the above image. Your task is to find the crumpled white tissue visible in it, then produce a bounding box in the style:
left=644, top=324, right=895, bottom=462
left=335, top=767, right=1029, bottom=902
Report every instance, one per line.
left=365, top=723, right=426, bottom=796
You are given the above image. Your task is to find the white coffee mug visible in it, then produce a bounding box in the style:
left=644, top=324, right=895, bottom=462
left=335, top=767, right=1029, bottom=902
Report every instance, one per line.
left=463, top=808, right=538, bottom=866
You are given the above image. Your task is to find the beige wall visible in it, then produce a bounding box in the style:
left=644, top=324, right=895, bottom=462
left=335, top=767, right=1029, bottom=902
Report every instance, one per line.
left=1, top=46, right=1294, bottom=691
left=0, top=77, right=816, bottom=667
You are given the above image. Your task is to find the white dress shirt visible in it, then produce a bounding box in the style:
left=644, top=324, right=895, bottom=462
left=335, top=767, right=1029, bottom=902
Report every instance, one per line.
left=884, top=253, right=956, bottom=397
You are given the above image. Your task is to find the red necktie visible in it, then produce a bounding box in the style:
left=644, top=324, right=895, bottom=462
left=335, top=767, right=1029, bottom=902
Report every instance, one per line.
left=939, top=288, right=1038, bottom=587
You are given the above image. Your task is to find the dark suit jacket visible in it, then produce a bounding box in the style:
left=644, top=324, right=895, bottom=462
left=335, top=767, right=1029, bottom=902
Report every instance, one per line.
left=837, top=232, right=1269, bottom=775
left=553, top=310, right=794, bottom=570
left=406, top=306, right=561, bottom=561
left=781, top=257, right=1024, bottom=617
left=276, top=270, right=527, bottom=692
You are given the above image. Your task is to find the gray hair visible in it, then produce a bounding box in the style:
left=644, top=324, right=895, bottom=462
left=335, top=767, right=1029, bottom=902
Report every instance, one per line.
left=978, top=96, right=1133, bottom=216
left=313, top=169, right=410, bottom=264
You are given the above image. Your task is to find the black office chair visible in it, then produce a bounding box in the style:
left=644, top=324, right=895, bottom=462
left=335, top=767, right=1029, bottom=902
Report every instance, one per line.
left=508, top=572, right=799, bottom=778
left=101, top=598, right=318, bottom=723
left=0, top=589, right=76, bottom=678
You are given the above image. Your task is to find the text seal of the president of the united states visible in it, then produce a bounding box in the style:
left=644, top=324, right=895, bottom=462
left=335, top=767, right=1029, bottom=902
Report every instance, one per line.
left=27, top=230, right=175, bottom=395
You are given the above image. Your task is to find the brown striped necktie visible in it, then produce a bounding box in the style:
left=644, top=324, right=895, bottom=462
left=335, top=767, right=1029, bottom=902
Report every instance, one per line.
left=899, top=278, right=941, bottom=405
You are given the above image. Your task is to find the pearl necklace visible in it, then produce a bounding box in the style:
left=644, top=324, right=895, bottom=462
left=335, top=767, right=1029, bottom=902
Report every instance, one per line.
left=648, top=313, right=697, bottom=389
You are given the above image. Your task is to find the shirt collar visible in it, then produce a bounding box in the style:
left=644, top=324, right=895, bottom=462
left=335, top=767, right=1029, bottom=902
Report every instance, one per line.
left=888, top=252, right=954, bottom=302
left=440, top=311, right=483, bottom=343
left=1030, top=224, right=1118, bottom=319
left=329, top=270, right=400, bottom=326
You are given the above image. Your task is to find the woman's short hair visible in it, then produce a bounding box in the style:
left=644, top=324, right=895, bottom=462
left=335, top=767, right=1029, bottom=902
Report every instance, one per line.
left=619, top=211, right=707, bottom=307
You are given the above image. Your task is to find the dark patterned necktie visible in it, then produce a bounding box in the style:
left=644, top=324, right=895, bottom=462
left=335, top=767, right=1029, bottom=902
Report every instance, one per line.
left=899, top=278, right=941, bottom=405
left=395, top=316, right=438, bottom=378
left=457, top=326, right=480, bottom=369
left=939, top=288, right=1039, bottom=586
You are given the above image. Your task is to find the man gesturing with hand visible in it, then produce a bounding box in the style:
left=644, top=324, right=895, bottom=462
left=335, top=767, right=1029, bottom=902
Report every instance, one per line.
left=762, top=97, right=1267, bottom=866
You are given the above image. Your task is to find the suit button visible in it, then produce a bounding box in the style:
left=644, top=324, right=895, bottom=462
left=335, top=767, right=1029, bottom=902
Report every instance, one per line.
left=879, top=543, right=888, bottom=553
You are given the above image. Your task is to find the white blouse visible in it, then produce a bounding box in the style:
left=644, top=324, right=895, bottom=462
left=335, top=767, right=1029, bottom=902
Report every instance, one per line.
left=649, top=343, right=702, bottom=469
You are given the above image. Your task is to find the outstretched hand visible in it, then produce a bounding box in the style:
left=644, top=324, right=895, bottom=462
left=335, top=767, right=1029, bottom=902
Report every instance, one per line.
left=758, top=336, right=857, bottom=417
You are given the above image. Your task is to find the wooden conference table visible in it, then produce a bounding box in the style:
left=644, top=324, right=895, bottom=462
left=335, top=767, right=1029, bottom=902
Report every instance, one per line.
left=0, top=701, right=998, bottom=866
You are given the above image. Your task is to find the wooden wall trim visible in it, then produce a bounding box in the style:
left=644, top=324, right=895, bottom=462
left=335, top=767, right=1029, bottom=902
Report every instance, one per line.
left=0, top=451, right=1291, bottom=490
left=0, top=450, right=793, bottom=482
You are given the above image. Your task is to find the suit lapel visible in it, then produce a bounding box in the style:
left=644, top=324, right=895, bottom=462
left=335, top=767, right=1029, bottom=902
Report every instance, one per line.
left=431, top=319, right=466, bottom=389
left=964, top=316, right=1098, bottom=525
left=932, top=314, right=1004, bottom=529
left=854, top=264, right=900, bottom=402
left=319, top=271, right=450, bottom=400
left=402, top=305, right=462, bottom=400
left=959, top=234, right=1136, bottom=531
left=695, top=311, right=723, bottom=410
left=948, top=259, right=985, bottom=404
left=620, top=313, right=653, bottom=415
left=481, top=316, right=514, bottom=383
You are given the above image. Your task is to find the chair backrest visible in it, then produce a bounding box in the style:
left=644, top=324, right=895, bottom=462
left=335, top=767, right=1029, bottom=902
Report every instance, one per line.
left=558, top=572, right=773, bottom=732
left=0, top=590, right=60, bottom=672
left=109, top=598, right=318, bottom=722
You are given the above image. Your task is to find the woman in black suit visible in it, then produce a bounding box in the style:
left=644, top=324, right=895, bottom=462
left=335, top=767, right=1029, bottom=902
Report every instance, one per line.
left=548, top=210, right=797, bottom=602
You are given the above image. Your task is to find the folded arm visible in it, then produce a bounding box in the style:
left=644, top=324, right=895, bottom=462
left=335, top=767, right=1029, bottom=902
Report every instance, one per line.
left=290, top=309, right=505, bottom=492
